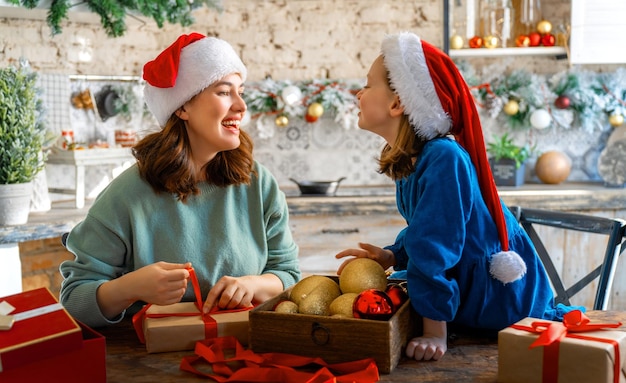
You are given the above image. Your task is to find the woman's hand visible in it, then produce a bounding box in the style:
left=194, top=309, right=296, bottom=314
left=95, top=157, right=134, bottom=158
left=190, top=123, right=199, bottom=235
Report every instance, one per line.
left=405, top=318, right=448, bottom=361
left=202, top=274, right=283, bottom=314
left=335, top=242, right=395, bottom=274
left=96, top=261, right=191, bottom=319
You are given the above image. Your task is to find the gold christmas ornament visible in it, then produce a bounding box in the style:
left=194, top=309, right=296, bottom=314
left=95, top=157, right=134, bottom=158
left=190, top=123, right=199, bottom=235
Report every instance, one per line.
left=275, top=115, right=289, bottom=127
left=483, top=35, right=499, bottom=49
left=503, top=100, right=520, bottom=116
left=535, top=151, right=572, bottom=185
left=536, top=20, right=553, bottom=35
left=450, top=35, right=464, bottom=50
left=307, top=102, right=324, bottom=118
left=609, top=113, right=624, bottom=127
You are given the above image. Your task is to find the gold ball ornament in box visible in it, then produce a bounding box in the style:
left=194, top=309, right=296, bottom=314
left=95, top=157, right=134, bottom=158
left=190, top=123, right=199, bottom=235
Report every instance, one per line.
left=503, top=100, right=520, bottom=116
left=483, top=35, right=499, bottom=49
left=275, top=115, right=289, bottom=127
left=536, top=20, right=553, bottom=35
left=535, top=150, right=572, bottom=184
left=307, top=102, right=324, bottom=118
left=450, top=35, right=464, bottom=49
left=609, top=113, right=624, bottom=127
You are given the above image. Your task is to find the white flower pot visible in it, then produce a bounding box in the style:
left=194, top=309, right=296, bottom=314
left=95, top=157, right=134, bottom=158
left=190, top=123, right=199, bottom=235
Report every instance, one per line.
left=0, top=182, right=34, bottom=226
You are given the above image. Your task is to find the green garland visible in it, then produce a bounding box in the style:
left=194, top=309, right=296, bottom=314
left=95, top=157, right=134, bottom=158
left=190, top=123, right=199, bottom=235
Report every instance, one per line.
left=7, top=0, right=223, bottom=37
left=243, top=78, right=361, bottom=129
left=458, top=63, right=626, bottom=133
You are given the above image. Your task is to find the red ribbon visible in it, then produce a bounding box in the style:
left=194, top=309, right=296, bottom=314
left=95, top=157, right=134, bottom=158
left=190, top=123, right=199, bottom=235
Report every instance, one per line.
left=510, top=310, right=622, bottom=383
left=180, top=336, right=380, bottom=383
left=132, top=266, right=250, bottom=343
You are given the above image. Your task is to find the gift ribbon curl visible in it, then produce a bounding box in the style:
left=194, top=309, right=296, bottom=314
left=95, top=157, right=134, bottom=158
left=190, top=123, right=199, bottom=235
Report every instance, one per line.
left=511, top=310, right=623, bottom=383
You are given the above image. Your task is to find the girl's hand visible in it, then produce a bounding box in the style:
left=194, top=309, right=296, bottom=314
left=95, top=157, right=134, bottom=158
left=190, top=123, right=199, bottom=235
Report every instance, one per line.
left=406, top=317, right=448, bottom=361
left=405, top=335, right=447, bottom=361
left=335, top=242, right=395, bottom=274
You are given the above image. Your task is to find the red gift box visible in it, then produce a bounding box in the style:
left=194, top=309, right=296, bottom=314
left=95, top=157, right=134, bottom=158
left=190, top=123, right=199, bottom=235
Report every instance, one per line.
left=0, top=287, right=83, bottom=372
left=1, top=321, right=106, bottom=383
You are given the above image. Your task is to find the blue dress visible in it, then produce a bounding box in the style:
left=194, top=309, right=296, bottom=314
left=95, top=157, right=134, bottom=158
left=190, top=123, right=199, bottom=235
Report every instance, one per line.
left=386, top=137, right=573, bottom=330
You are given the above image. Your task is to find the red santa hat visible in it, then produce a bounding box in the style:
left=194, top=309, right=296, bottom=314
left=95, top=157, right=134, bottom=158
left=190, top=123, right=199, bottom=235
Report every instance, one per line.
left=143, top=33, right=247, bottom=127
left=381, top=32, right=526, bottom=284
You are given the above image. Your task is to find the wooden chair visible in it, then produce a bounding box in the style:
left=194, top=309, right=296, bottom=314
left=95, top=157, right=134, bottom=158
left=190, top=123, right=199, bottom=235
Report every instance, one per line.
left=509, top=206, right=626, bottom=310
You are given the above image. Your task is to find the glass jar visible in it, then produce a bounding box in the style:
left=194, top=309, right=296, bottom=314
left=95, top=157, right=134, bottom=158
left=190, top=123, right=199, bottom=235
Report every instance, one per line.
left=515, top=0, right=542, bottom=36
left=450, top=0, right=481, bottom=46
left=480, top=0, right=515, bottom=48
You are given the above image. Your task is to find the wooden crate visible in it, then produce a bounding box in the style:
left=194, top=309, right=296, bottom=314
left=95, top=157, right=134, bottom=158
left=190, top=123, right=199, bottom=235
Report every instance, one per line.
left=249, top=277, right=418, bottom=374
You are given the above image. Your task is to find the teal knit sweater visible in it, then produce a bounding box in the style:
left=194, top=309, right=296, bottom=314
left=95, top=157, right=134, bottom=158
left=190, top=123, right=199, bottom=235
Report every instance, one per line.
left=59, top=161, right=300, bottom=328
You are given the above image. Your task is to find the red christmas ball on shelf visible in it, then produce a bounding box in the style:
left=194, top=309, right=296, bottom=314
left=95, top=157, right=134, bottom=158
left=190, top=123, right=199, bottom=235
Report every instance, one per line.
left=528, top=32, right=541, bottom=47
left=541, top=33, right=556, bottom=47
left=353, top=289, right=394, bottom=321
left=469, top=36, right=483, bottom=48
left=554, top=95, right=571, bottom=109
left=515, top=35, right=530, bottom=47
left=305, top=113, right=319, bottom=123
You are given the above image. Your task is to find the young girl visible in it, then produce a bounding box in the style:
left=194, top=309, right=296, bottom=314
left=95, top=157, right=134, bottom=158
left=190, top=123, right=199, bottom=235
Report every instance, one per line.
left=335, top=32, right=574, bottom=361
left=60, top=33, right=301, bottom=328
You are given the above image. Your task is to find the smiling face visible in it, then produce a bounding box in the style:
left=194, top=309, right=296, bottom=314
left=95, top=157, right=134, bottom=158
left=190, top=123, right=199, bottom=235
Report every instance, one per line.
left=355, top=55, right=404, bottom=145
left=176, top=73, right=246, bottom=166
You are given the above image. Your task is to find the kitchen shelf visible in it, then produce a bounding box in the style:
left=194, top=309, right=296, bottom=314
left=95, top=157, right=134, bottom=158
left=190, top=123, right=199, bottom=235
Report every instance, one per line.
left=449, top=46, right=568, bottom=58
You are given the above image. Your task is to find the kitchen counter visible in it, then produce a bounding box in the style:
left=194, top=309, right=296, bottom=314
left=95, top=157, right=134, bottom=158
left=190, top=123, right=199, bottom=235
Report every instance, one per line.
left=1, top=182, right=625, bottom=244
left=286, top=182, right=626, bottom=216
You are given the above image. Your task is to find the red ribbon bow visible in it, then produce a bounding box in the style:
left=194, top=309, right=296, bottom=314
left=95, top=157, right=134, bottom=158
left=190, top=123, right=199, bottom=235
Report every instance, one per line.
left=511, top=310, right=623, bottom=383
left=132, top=266, right=250, bottom=344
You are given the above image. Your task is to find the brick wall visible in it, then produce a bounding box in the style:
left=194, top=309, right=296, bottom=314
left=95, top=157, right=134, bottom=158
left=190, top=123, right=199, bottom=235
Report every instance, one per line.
left=19, top=236, right=74, bottom=298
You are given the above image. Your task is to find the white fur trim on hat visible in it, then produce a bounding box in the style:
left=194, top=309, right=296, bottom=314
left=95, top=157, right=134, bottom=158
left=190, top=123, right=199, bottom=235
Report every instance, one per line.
left=489, top=251, right=527, bottom=284
left=381, top=32, right=451, bottom=139
left=143, top=37, right=247, bottom=127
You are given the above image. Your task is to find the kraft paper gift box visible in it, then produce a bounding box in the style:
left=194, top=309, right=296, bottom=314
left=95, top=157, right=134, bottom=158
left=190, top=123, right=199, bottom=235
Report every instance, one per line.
left=498, top=312, right=626, bottom=383
left=0, top=287, right=83, bottom=373
left=1, top=321, right=106, bottom=383
left=136, top=302, right=250, bottom=353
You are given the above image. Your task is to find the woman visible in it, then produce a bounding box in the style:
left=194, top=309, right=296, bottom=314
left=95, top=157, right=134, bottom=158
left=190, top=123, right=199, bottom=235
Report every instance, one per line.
left=335, top=32, right=576, bottom=361
left=60, top=33, right=301, bottom=328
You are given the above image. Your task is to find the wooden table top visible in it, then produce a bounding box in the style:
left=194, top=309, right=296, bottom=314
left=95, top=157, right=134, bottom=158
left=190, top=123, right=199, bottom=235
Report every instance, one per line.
left=99, top=310, right=624, bottom=383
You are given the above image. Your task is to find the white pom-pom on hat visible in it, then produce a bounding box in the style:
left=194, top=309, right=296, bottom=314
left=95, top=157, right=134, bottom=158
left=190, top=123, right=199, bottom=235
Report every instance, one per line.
left=143, top=34, right=247, bottom=127
left=489, top=251, right=527, bottom=284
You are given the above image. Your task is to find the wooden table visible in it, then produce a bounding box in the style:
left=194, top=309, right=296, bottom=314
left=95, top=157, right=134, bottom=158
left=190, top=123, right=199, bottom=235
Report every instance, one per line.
left=100, top=311, right=623, bottom=383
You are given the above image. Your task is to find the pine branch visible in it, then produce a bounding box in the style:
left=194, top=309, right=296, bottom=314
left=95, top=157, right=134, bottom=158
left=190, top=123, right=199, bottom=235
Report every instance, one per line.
left=8, top=0, right=223, bottom=38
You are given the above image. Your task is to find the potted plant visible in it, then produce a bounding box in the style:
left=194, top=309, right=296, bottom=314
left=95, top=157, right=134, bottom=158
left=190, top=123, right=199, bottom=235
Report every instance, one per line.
left=0, top=61, right=46, bottom=225
left=487, top=133, right=532, bottom=187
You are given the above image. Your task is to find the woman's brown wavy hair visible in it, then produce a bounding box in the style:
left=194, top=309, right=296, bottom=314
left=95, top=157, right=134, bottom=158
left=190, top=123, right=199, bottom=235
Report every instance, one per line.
left=133, top=114, right=255, bottom=202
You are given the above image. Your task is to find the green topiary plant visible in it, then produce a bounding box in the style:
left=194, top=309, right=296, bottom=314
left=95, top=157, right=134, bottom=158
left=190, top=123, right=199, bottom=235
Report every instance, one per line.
left=0, top=62, right=46, bottom=184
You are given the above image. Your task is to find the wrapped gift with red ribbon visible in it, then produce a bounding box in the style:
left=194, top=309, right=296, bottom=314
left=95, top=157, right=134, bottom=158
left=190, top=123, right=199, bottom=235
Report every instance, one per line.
left=133, top=267, right=251, bottom=353
left=0, top=287, right=83, bottom=372
left=498, top=310, right=626, bottom=383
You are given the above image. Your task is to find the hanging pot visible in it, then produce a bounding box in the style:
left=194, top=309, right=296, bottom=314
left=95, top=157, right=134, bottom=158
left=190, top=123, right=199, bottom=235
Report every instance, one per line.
left=95, top=86, right=120, bottom=121
left=289, top=177, right=346, bottom=196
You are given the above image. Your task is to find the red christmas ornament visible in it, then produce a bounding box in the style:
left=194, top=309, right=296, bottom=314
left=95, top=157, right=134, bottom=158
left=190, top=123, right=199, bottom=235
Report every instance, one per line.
left=353, top=289, right=394, bottom=321
left=515, top=35, right=530, bottom=47
left=554, top=95, right=571, bottom=109
left=469, top=36, right=483, bottom=49
left=528, top=32, right=541, bottom=47
left=305, top=113, right=319, bottom=123
left=385, top=283, right=408, bottom=311
left=541, top=33, right=556, bottom=47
